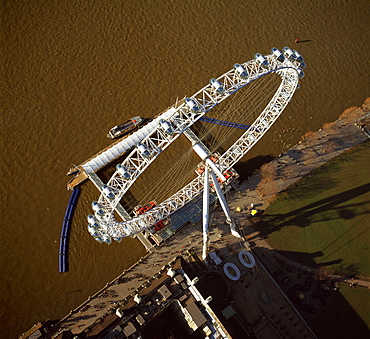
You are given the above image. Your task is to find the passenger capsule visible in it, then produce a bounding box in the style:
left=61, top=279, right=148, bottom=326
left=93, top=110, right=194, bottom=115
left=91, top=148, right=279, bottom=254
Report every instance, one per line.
left=185, top=97, right=200, bottom=111
left=233, top=63, right=249, bottom=79
left=297, top=69, right=305, bottom=78
left=102, top=184, right=115, bottom=199
left=102, top=235, right=112, bottom=245
left=299, top=61, right=306, bottom=69
left=113, top=237, right=123, bottom=243
left=116, top=164, right=131, bottom=180
left=271, top=48, right=285, bottom=62
left=95, top=236, right=104, bottom=243
left=293, top=50, right=303, bottom=62
left=87, top=225, right=99, bottom=237
left=159, top=119, right=174, bottom=135
left=92, top=201, right=105, bottom=216
left=87, top=214, right=99, bottom=227
left=254, top=53, right=269, bottom=68
left=136, top=142, right=151, bottom=158
left=209, top=78, right=225, bottom=94
left=283, top=47, right=296, bottom=61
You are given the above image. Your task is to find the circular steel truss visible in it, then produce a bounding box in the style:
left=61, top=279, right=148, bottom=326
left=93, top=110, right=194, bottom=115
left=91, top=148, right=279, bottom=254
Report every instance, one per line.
left=87, top=47, right=306, bottom=242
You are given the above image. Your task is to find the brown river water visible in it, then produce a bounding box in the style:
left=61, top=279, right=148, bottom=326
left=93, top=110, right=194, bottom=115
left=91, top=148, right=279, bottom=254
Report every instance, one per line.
left=1, top=0, right=369, bottom=336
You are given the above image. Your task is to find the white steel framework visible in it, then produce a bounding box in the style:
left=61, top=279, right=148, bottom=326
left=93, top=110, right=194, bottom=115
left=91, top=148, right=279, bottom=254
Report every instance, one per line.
left=87, top=47, right=306, bottom=242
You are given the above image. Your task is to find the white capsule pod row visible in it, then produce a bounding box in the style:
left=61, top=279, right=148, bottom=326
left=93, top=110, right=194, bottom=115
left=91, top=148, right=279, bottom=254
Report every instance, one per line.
left=102, top=184, right=115, bottom=199
left=185, top=97, right=201, bottom=112
left=283, top=47, right=297, bottom=61
left=297, top=69, right=305, bottom=78
left=116, top=164, right=131, bottom=180
left=102, top=235, right=112, bottom=245
left=159, top=119, right=174, bottom=135
left=95, top=236, right=104, bottom=243
left=92, top=201, right=105, bottom=216
left=233, top=63, right=249, bottom=79
left=293, top=50, right=303, bottom=62
left=87, top=214, right=100, bottom=227
left=136, top=142, right=151, bottom=158
left=299, top=60, right=306, bottom=69
left=89, top=228, right=112, bottom=244
left=209, top=78, right=225, bottom=94
left=254, top=53, right=269, bottom=68
left=87, top=224, right=100, bottom=237
left=271, top=48, right=285, bottom=62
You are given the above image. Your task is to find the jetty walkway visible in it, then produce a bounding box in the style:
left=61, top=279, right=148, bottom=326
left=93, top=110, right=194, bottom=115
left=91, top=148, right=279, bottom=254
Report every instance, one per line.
left=67, top=106, right=177, bottom=190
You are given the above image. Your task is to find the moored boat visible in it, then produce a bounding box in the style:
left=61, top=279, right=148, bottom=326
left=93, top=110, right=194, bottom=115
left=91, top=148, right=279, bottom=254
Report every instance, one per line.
left=107, top=116, right=143, bottom=139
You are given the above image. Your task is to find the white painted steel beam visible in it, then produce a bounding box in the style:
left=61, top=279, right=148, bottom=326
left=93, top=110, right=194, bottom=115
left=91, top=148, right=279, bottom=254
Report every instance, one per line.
left=202, top=166, right=210, bottom=260
left=88, top=48, right=305, bottom=240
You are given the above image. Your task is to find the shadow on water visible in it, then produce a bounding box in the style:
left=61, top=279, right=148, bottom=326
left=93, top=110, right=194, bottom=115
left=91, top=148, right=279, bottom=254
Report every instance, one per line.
left=295, top=39, right=312, bottom=43
left=64, top=289, right=82, bottom=295
left=253, top=183, right=370, bottom=237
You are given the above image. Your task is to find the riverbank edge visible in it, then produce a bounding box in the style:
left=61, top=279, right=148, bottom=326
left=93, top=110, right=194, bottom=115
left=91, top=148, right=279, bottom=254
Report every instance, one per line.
left=229, top=97, right=370, bottom=281
left=20, top=98, right=370, bottom=338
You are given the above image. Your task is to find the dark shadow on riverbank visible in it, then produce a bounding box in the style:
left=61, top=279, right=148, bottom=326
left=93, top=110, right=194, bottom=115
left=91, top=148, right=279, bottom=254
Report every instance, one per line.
left=309, top=286, right=370, bottom=339
left=252, top=183, right=370, bottom=237
left=234, top=155, right=274, bottom=182
left=277, top=250, right=343, bottom=268
left=251, top=246, right=370, bottom=335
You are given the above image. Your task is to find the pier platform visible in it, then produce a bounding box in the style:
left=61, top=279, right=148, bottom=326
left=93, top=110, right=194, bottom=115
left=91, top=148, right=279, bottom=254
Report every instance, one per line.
left=66, top=106, right=177, bottom=190
left=67, top=171, right=88, bottom=191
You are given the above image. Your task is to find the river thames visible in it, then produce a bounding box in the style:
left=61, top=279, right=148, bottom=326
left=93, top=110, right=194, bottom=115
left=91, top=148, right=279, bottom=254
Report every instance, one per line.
left=1, top=0, right=369, bottom=336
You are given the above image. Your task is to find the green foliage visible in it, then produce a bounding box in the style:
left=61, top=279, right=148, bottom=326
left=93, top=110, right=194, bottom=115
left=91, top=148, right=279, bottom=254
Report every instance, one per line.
left=258, top=141, right=370, bottom=276
left=260, top=141, right=370, bottom=331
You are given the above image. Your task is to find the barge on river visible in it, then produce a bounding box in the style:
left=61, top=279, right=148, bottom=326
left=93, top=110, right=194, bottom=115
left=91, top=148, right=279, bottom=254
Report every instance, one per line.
left=107, top=116, right=144, bottom=139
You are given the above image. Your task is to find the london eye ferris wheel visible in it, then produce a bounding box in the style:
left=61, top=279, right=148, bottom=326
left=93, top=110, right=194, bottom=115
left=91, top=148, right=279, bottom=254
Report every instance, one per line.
left=87, top=46, right=306, bottom=251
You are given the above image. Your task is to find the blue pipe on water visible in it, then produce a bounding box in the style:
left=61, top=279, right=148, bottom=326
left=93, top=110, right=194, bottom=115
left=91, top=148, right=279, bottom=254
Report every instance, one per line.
left=59, top=188, right=80, bottom=272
